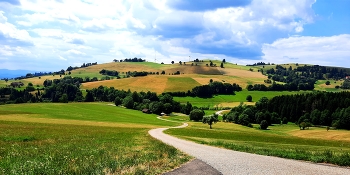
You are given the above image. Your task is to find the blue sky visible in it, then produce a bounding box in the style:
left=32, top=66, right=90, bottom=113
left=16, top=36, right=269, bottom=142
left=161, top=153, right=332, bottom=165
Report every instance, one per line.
left=0, top=0, right=349, bottom=71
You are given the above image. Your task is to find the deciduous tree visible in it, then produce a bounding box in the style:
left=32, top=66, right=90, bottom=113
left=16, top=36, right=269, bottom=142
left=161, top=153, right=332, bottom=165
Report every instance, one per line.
left=203, top=113, right=219, bottom=129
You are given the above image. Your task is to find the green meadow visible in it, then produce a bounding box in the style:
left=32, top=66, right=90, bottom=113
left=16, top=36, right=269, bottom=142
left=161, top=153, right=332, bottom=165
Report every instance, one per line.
left=173, top=90, right=312, bottom=107
left=0, top=103, right=190, bottom=174
left=164, top=117, right=350, bottom=166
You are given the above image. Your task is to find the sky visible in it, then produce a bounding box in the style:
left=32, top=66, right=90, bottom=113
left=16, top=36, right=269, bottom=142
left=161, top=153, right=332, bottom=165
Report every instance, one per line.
left=0, top=0, right=349, bottom=71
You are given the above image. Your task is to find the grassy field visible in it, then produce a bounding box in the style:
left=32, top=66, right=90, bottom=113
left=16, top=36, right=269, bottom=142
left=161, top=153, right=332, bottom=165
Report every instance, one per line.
left=70, top=61, right=268, bottom=94
left=173, top=90, right=312, bottom=108
left=164, top=117, right=350, bottom=166
left=0, top=103, right=190, bottom=174
left=314, top=80, right=344, bottom=92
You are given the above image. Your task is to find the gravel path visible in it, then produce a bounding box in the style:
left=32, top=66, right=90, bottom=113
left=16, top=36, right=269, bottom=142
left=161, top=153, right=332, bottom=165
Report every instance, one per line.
left=149, top=118, right=350, bottom=175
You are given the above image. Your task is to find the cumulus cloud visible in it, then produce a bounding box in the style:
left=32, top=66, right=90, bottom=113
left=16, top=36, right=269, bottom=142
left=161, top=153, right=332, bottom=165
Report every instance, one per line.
left=17, top=11, right=80, bottom=26
left=262, top=34, right=350, bottom=67
left=31, top=28, right=64, bottom=39
left=66, top=49, right=85, bottom=55
left=83, top=18, right=126, bottom=32
left=0, top=45, right=32, bottom=56
left=0, top=11, right=7, bottom=22
left=1, top=0, right=348, bottom=70
left=65, top=35, right=85, bottom=45
left=167, top=0, right=252, bottom=11
left=0, top=11, right=33, bottom=46
left=58, top=55, right=67, bottom=61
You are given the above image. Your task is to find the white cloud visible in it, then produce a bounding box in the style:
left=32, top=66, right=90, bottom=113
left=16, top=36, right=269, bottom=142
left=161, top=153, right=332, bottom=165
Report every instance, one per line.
left=58, top=55, right=67, bottom=61
left=0, top=45, right=13, bottom=56
left=262, top=34, right=350, bottom=67
left=0, top=45, right=32, bottom=56
left=32, top=28, right=64, bottom=39
left=0, top=11, right=7, bottom=22
left=64, top=34, right=85, bottom=45
left=66, top=49, right=85, bottom=55
left=17, top=10, right=80, bottom=26
left=1, top=0, right=348, bottom=71
left=83, top=18, right=127, bottom=31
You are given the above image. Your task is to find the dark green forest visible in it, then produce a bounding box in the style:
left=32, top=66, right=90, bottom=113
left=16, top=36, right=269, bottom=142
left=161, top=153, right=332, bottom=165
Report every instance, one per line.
left=224, top=92, right=350, bottom=130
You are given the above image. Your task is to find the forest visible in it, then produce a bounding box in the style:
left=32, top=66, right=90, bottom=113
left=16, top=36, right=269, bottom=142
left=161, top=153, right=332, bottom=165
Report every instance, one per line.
left=224, top=91, right=350, bottom=130
left=247, top=64, right=350, bottom=91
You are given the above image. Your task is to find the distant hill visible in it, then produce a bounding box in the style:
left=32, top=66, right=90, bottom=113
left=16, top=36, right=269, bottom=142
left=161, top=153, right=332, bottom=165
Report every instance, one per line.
left=0, top=69, right=34, bottom=79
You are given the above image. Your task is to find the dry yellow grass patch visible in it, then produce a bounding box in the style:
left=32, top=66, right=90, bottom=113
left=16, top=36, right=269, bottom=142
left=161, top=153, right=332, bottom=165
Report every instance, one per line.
left=290, top=129, right=350, bottom=142
left=0, top=114, right=155, bottom=128
left=82, top=76, right=169, bottom=93
left=74, top=63, right=158, bottom=73
left=192, top=78, right=222, bottom=85
left=22, top=75, right=64, bottom=86
left=165, top=65, right=222, bottom=75
left=222, top=68, right=266, bottom=78
left=218, top=102, right=255, bottom=107
left=192, top=75, right=265, bottom=88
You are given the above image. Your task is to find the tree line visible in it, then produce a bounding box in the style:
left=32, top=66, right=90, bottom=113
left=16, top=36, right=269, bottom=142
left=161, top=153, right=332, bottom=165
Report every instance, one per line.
left=266, top=64, right=349, bottom=84
left=113, top=57, right=145, bottom=63
left=223, top=91, right=350, bottom=130
left=66, top=62, right=98, bottom=72
left=246, top=80, right=315, bottom=91
left=0, top=76, right=195, bottom=116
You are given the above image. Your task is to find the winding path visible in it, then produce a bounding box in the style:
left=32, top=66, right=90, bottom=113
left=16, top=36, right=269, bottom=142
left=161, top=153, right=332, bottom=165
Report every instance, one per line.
left=149, top=117, right=350, bottom=175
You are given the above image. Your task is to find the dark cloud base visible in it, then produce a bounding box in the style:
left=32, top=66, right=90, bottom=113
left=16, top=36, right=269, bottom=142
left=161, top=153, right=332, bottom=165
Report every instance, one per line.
left=167, top=0, right=252, bottom=11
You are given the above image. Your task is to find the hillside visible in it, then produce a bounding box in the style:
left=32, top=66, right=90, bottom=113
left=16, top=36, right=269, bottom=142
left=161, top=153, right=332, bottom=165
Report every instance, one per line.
left=1, top=61, right=350, bottom=94
left=78, top=61, right=267, bottom=93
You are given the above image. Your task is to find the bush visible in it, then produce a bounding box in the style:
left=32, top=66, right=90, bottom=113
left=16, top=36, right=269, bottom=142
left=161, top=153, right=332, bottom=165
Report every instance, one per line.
left=189, top=109, right=205, bottom=121
left=114, top=97, right=122, bottom=106
left=123, top=96, right=134, bottom=109
left=260, top=120, right=268, bottom=129
left=282, top=117, right=288, bottom=124
left=246, top=95, right=252, bottom=102
left=238, top=114, right=250, bottom=126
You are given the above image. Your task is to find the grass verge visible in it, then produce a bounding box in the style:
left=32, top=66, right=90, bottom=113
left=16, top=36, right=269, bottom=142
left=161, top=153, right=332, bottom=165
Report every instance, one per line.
left=165, top=120, right=350, bottom=166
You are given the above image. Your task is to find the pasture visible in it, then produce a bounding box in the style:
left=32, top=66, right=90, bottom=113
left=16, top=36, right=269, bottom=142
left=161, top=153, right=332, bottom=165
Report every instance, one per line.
left=164, top=117, right=350, bottom=166
left=173, top=90, right=311, bottom=108
left=0, top=103, right=190, bottom=174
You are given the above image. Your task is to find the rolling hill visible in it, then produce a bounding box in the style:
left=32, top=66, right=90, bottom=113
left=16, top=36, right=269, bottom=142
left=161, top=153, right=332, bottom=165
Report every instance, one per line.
left=1, top=60, right=349, bottom=94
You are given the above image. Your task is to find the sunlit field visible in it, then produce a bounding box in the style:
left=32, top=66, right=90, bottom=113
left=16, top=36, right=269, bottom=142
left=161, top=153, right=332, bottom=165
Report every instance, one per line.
left=165, top=115, right=350, bottom=166
left=0, top=103, right=190, bottom=174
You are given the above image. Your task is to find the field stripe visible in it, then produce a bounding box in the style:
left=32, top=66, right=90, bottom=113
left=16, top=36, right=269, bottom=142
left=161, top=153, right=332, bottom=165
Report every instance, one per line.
left=0, top=115, right=156, bottom=128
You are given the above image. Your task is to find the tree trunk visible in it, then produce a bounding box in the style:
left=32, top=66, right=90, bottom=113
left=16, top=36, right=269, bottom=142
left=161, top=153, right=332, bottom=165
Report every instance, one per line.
left=210, top=125, right=212, bottom=129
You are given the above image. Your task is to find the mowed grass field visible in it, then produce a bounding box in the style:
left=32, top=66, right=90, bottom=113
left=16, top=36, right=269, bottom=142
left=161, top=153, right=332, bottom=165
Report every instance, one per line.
left=0, top=103, right=190, bottom=174
left=173, top=90, right=312, bottom=108
left=164, top=117, right=350, bottom=166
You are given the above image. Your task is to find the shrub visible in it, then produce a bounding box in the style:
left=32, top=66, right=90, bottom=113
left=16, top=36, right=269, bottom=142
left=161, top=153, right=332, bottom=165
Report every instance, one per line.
left=114, top=97, right=122, bottom=106
left=189, top=109, right=205, bottom=121
left=246, top=95, right=252, bottom=102
left=282, top=117, right=288, bottom=124
left=238, top=114, right=250, bottom=126
left=260, top=120, right=268, bottom=130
